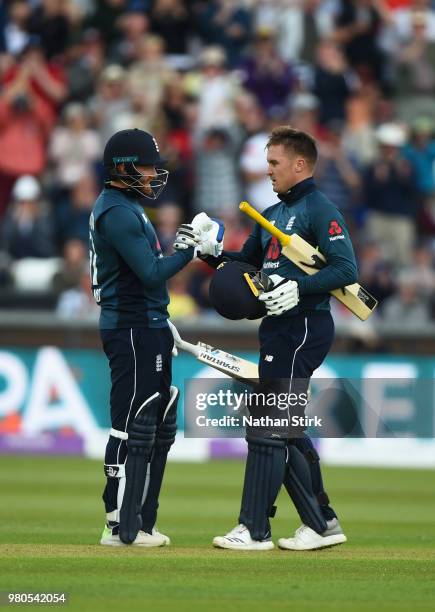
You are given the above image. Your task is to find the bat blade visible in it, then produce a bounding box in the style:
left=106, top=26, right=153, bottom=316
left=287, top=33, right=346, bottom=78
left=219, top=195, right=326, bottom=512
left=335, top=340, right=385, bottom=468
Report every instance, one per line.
left=197, top=343, right=259, bottom=383
left=282, top=236, right=377, bottom=321
left=175, top=336, right=258, bottom=382
left=240, top=201, right=377, bottom=321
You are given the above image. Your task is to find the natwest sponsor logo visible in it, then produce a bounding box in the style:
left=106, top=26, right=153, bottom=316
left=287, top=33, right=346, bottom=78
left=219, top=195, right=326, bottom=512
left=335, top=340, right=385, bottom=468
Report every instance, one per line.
left=266, top=236, right=281, bottom=261
left=328, top=220, right=343, bottom=235
left=328, top=220, right=345, bottom=242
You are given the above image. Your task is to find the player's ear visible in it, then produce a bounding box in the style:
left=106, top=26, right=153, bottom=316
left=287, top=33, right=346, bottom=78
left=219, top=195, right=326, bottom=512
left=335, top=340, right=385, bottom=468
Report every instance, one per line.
left=295, top=158, right=306, bottom=173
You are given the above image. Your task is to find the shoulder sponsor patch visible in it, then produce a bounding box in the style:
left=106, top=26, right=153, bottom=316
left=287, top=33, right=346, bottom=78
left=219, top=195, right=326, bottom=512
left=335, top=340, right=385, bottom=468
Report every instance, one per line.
left=328, top=220, right=345, bottom=241
left=328, top=220, right=343, bottom=236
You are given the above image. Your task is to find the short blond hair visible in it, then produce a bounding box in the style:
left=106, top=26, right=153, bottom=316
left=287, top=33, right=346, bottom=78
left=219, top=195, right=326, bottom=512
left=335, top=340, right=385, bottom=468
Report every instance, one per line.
left=267, top=126, right=318, bottom=168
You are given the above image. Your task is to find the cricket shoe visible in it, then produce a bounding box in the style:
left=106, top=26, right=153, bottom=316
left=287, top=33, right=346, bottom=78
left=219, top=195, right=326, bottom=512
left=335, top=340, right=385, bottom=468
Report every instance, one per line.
left=213, top=524, right=274, bottom=551
left=100, top=525, right=170, bottom=547
left=278, top=519, right=347, bottom=551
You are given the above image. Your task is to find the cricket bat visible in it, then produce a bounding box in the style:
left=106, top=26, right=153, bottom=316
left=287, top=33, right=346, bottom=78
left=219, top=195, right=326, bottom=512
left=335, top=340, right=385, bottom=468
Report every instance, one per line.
left=239, top=201, right=377, bottom=321
left=175, top=335, right=258, bottom=383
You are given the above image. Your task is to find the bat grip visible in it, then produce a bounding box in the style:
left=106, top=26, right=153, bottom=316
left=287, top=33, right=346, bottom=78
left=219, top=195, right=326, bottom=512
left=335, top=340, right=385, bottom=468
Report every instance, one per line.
left=239, top=201, right=290, bottom=246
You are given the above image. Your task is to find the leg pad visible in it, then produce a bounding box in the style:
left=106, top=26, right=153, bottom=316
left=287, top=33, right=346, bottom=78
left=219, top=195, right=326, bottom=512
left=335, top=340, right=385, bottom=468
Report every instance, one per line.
left=238, top=436, right=286, bottom=541
left=119, top=392, right=160, bottom=544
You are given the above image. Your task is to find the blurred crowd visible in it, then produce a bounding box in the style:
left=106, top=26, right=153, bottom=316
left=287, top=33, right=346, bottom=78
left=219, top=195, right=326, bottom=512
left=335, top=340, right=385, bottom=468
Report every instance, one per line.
left=0, top=0, right=434, bottom=328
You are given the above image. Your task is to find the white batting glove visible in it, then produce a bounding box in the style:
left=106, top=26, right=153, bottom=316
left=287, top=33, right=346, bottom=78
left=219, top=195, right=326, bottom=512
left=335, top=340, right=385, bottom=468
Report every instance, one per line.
left=167, top=320, right=181, bottom=356
left=258, top=274, right=299, bottom=316
left=173, top=224, right=201, bottom=251
left=191, top=213, right=225, bottom=258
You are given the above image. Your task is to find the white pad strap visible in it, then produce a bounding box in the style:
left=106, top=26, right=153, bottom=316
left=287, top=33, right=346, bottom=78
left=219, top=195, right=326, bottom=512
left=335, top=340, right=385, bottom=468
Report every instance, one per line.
left=162, top=385, right=179, bottom=421
left=104, top=463, right=126, bottom=523
left=110, top=428, right=128, bottom=440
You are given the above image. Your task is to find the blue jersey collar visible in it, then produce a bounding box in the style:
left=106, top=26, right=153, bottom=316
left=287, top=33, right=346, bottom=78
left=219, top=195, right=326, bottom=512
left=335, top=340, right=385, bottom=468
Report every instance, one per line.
left=278, top=177, right=316, bottom=206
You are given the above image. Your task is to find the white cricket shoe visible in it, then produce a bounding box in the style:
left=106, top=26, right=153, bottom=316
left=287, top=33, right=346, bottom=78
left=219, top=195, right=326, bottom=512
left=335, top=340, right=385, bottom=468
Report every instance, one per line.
left=278, top=519, right=347, bottom=551
left=213, top=524, right=274, bottom=551
left=100, top=526, right=170, bottom=547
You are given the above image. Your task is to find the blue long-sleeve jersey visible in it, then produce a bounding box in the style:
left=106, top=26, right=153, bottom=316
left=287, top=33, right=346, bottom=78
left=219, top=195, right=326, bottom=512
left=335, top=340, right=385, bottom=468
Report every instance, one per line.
left=224, top=177, right=358, bottom=316
left=89, top=187, right=194, bottom=329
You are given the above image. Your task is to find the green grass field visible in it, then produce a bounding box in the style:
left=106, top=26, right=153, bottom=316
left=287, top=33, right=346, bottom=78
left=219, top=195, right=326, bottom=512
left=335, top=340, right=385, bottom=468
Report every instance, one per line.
left=0, top=457, right=434, bottom=611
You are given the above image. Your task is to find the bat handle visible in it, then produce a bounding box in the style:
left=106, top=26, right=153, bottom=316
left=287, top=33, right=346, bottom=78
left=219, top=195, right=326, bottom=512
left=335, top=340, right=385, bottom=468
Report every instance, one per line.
left=175, top=337, right=200, bottom=358
left=239, top=201, right=290, bottom=246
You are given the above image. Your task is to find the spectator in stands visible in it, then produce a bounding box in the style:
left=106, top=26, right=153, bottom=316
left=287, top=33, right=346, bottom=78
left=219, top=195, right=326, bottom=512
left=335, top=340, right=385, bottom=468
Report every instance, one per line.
left=418, top=192, right=435, bottom=236
left=238, top=97, right=276, bottom=211
left=2, top=0, right=32, bottom=56
left=394, top=8, right=435, bottom=120
left=254, top=0, right=336, bottom=65
left=239, top=26, right=294, bottom=117
left=27, top=0, right=73, bottom=59
left=162, top=73, right=191, bottom=132
left=63, top=29, right=105, bottom=102
left=52, top=237, right=88, bottom=293
left=401, top=243, right=435, bottom=296
left=364, top=122, right=417, bottom=266
left=49, top=102, right=101, bottom=191
left=1, top=175, right=55, bottom=259
left=193, top=127, right=242, bottom=215
left=312, top=39, right=359, bottom=125
left=2, top=37, right=67, bottom=125
left=288, top=92, right=325, bottom=140
left=402, top=117, right=435, bottom=197
left=315, top=120, right=362, bottom=222
left=393, top=0, right=435, bottom=43
left=89, top=63, right=132, bottom=143
left=126, top=34, right=175, bottom=129
left=0, top=77, right=52, bottom=217
left=333, top=0, right=390, bottom=87
left=113, top=7, right=149, bottom=65
left=382, top=270, right=431, bottom=322
left=194, top=0, right=252, bottom=67
left=342, top=93, right=378, bottom=166
left=56, top=263, right=100, bottom=319
left=56, top=171, right=98, bottom=246
left=149, top=0, right=191, bottom=57
left=85, top=0, right=129, bottom=55
left=357, top=240, right=396, bottom=306
left=192, top=45, right=240, bottom=135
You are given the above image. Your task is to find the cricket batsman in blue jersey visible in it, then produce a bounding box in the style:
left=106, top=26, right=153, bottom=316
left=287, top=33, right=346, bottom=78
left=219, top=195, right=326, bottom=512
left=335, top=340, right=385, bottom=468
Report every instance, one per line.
left=90, top=128, right=223, bottom=546
left=205, top=127, right=356, bottom=551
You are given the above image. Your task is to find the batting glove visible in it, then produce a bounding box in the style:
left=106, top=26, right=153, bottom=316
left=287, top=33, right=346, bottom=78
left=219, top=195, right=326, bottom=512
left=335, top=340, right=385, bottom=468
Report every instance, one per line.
left=258, top=274, right=299, bottom=316
left=191, top=213, right=225, bottom=258
left=173, top=224, right=201, bottom=251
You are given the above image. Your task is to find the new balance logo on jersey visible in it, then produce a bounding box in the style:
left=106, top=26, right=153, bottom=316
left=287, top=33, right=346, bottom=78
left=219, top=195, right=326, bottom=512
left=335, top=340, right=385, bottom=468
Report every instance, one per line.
left=286, top=216, right=296, bottom=231
left=264, top=355, right=274, bottom=362
left=156, top=354, right=162, bottom=372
